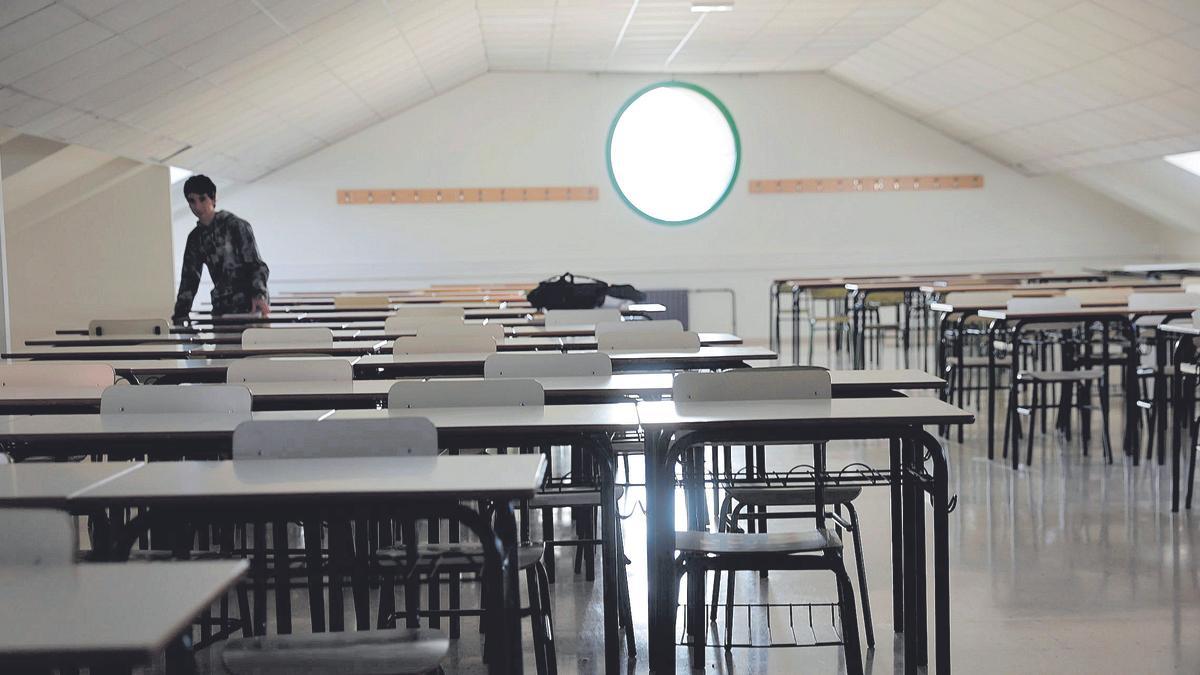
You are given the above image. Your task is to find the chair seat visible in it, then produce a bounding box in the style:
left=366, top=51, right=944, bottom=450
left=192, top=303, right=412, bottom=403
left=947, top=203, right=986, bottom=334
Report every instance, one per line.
left=725, top=484, right=862, bottom=507
left=1137, top=365, right=1175, bottom=377
left=376, top=541, right=544, bottom=571
left=947, top=355, right=1012, bottom=367
left=221, top=627, right=448, bottom=675
left=675, top=530, right=841, bottom=555
left=1017, top=368, right=1104, bottom=383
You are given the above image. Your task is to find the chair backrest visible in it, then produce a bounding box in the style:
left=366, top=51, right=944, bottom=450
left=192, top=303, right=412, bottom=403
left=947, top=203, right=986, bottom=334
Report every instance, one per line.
left=226, top=357, right=353, bottom=383
left=1063, top=286, right=1132, bottom=305
left=232, top=417, right=438, bottom=459
left=392, top=335, right=497, bottom=357
left=388, top=379, right=544, bottom=408
left=417, top=321, right=505, bottom=340
left=544, top=308, right=622, bottom=327
left=0, top=363, right=115, bottom=388
left=241, top=327, right=334, bottom=349
left=88, top=318, right=169, bottom=337
left=594, top=320, right=684, bottom=336
left=1128, top=292, right=1200, bottom=311
left=390, top=306, right=466, bottom=319
left=484, top=352, right=613, bottom=377
left=333, top=295, right=391, bottom=309
left=673, top=367, right=831, bottom=402
left=597, top=330, right=702, bottom=353
left=100, top=384, right=252, bottom=414
left=0, top=509, right=76, bottom=566
left=941, top=291, right=1014, bottom=308
left=1006, top=296, right=1082, bottom=313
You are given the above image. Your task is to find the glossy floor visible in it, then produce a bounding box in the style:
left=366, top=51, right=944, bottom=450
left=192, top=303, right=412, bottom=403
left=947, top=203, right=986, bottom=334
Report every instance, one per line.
left=196, top=352, right=1199, bottom=674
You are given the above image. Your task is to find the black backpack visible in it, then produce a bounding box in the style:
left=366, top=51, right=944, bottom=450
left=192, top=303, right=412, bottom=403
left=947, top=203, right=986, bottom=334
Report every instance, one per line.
left=526, top=272, right=646, bottom=310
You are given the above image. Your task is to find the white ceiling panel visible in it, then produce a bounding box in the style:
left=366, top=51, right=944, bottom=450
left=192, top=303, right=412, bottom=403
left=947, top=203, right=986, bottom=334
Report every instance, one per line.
left=0, top=1, right=1194, bottom=180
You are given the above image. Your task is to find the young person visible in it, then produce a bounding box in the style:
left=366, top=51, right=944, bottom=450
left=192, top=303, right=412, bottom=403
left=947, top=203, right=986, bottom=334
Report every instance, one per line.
left=172, top=175, right=270, bottom=324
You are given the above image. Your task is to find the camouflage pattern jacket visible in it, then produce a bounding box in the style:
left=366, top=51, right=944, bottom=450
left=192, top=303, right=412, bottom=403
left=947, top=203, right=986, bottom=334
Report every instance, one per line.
left=172, top=210, right=270, bottom=321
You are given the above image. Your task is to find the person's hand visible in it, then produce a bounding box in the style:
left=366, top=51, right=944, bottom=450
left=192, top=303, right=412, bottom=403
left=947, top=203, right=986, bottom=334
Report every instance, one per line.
left=251, top=296, right=271, bottom=318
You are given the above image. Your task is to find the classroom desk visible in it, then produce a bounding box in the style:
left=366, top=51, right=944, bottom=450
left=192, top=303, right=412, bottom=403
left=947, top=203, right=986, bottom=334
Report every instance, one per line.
left=327, top=405, right=636, bottom=671
left=0, top=560, right=247, bottom=674
left=0, top=410, right=328, bottom=460
left=978, top=306, right=1198, bottom=468
left=188, top=304, right=666, bottom=326
left=637, top=397, right=973, bottom=675
left=0, top=461, right=145, bottom=507
left=191, top=307, right=538, bottom=320
left=54, top=317, right=540, bottom=336
left=69, top=456, right=544, bottom=675
left=354, top=346, right=777, bottom=378
left=0, top=369, right=942, bottom=414
left=4, top=340, right=388, bottom=361
left=844, top=281, right=939, bottom=369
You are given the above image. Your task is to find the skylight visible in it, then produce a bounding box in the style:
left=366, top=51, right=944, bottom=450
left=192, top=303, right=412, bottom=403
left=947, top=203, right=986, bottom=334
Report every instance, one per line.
left=169, top=166, right=193, bottom=184
left=1164, top=151, right=1200, bottom=177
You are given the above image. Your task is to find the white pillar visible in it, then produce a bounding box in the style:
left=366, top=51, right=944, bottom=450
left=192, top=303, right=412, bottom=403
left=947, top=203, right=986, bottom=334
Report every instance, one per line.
left=0, top=148, right=10, bottom=353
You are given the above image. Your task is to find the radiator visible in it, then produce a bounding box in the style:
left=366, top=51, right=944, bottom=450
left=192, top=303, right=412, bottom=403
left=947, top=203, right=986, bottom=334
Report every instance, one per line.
left=641, top=289, right=690, bottom=329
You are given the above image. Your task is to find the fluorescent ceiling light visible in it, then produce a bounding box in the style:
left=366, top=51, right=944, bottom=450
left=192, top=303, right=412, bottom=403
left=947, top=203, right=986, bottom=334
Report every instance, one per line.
left=1164, top=150, right=1200, bottom=177
left=169, top=166, right=193, bottom=184
left=692, top=0, right=733, bottom=12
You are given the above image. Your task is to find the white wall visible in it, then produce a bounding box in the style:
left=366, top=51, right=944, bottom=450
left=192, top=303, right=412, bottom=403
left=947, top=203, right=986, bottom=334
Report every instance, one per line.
left=180, top=72, right=1191, bottom=340
left=5, top=162, right=174, bottom=350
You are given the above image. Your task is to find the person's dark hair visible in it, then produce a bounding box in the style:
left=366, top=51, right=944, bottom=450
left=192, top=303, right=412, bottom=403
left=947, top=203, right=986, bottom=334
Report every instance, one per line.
left=183, top=174, right=216, bottom=200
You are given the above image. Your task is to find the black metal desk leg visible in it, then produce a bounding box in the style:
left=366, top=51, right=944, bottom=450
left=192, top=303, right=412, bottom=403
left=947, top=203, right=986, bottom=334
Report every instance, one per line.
left=920, top=429, right=953, bottom=674
left=890, top=437, right=904, bottom=632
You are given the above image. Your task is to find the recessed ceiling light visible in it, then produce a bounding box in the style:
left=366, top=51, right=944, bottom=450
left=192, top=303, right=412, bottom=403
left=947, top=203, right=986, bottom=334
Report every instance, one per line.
left=692, top=0, right=733, bottom=12
left=1164, top=150, right=1200, bottom=177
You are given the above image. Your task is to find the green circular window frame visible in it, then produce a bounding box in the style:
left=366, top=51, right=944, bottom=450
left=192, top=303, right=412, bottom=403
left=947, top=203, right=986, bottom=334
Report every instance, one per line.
left=605, top=81, right=741, bottom=227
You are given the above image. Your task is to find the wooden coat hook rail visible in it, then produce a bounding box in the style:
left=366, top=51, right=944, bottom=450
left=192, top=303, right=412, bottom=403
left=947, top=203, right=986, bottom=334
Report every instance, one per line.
left=750, top=174, right=983, bottom=194
left=337, top=186, right=599, bottom=205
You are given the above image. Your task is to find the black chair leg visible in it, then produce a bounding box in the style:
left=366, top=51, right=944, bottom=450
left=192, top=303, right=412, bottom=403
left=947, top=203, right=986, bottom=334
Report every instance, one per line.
left=846, top=503, right=874, bottom=648
left=526, top=564, right=551, bottom=675
left=833, top=556, right=864, bottom=675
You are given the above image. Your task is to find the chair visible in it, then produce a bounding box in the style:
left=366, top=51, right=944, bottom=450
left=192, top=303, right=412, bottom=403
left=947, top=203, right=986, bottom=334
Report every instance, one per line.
left=1001, top=296, right=1107, bottom=467
left=670, top=368, right=864, bottom=670
left=89, top=318, right=170, bottom=337
left=1064, top=286, right=1133, bottom=306
left=241, top=327, right=334, bottom=350
left=678, top=367, right=874, bottom=649
left=597, top=330, right=701, bottom=353
left=226, top=357, right=352, bottom=383
left=392, top=336, right=497, bottom=357
left=101, top=383, right=251, bottom=415
left=333, top=294, right=392, bottom=309
left=221, top=418, right=448, bottom=675
left=0, top=508, right=76, bottom=566
left=0, top=362, right=115, bottom=387
left=390, top=306, right=466, bottom=319
left=388, top=379, right=543, bottom=408
left=481, top=351, right=635, bottom=648
left=483, top=352, right=613, bottom=378
left=416, top=321, right=505, bottom=341
left=543, top=308, right=621, bottom=327
left=1129, top=293, right=1200, bottom=459
left=594, top=319, right=684, bottom=335
left=938, top=292, right=1015, bottom=439
left=384, top=309, right=466, bottom=335
left=382, top=380, right=558, bottom=674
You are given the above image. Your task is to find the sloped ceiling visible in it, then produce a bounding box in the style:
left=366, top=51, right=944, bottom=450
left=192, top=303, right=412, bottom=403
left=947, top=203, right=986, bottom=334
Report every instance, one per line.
left=0, top=0, right=1198, bottom=182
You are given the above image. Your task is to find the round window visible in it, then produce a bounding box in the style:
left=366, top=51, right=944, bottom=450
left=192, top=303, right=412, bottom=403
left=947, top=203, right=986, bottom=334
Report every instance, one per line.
left=606, top=82, right=740, bottom=225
